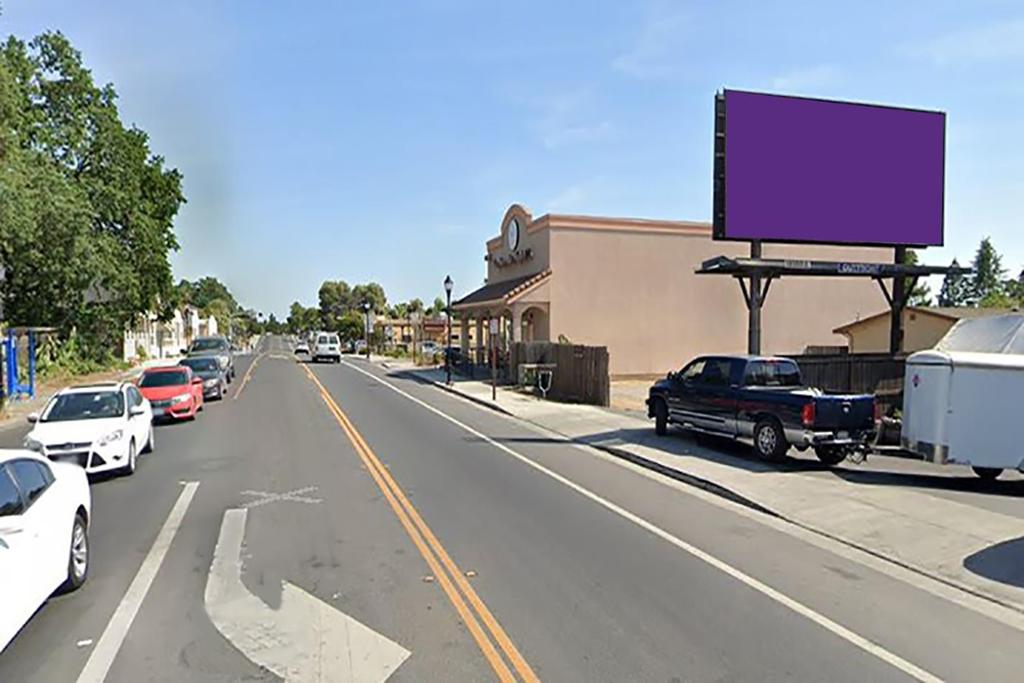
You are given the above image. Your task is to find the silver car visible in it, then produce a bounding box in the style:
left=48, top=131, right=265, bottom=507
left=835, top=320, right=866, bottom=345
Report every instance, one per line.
left=186, top=336, right=235, bottom=381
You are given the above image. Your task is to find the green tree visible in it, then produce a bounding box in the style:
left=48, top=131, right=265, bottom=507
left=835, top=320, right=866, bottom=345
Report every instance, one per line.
left=337, top=311, right=364, bottom=343
left=318, top=280, right=351, bottom=328
left=0, top=32, right=184, bottom=360
left=265, top=313, right=284, bottom=334
left=937, top=259, right=970, bottom=307
left=969, top=237, right=1006, bottom=306
left=203, top=298, right=234, bottom=336
left=351, top=282, right=387, bottom=314
left=286, top=301, right=320, bottom=333
left=182, top=277, right=237, bottom=311
left=902, top=249, right=932, bottom=307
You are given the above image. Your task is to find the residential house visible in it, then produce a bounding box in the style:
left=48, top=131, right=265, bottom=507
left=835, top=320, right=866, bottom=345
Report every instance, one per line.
left=833, top=306, right=1014, bottom=354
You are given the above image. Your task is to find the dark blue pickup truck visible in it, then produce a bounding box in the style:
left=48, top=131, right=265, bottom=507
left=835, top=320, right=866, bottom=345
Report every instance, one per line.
left=646, top=355, right=876, bottom=464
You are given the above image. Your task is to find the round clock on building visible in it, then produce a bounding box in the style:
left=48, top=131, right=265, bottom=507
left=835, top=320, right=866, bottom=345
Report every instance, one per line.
left=506, top=217, right=520, bottom=251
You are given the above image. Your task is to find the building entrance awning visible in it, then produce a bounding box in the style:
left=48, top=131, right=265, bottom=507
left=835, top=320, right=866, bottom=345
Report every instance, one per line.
left=452, top=270, right=551, bottom=312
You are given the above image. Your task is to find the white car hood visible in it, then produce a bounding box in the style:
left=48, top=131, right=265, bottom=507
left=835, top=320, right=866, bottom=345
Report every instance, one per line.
left=29, top=417, right=124, bottom=446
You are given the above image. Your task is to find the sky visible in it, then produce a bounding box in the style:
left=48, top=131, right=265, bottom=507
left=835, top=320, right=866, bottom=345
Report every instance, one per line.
left=2, top=1, right=1023, bottom=316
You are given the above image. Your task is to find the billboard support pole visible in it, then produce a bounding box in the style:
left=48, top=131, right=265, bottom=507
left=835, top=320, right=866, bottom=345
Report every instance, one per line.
left=748, top=241, right=762, bottom=354
left=889, top=246, right=907, bottom=354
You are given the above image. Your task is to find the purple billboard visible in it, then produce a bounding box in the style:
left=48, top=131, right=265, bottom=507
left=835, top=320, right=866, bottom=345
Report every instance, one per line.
left=713, top=90, right=945, bottom=246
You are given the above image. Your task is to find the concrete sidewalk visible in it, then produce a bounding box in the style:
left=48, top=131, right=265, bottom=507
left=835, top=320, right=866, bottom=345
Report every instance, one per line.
left=404, top=365, right=1024, bottom=613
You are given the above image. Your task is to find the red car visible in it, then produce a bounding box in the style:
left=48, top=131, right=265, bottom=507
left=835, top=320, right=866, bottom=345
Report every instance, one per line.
left=138, top=366, right=204, bottom=420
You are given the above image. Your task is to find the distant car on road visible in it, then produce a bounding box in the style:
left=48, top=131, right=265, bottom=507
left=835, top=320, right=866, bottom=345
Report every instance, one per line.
left=0, top=449, right=92, bottom=652
left=294, top=340, right=310, bottom=355
left=186, top=336, right=235, bottom=381
left=179, top=356, right=229, bottom=400
left=647, top=355, right=876, bottom=464
left=312, top=332, right=341, bottom=363
left=24, top=382, right=154, bottom=476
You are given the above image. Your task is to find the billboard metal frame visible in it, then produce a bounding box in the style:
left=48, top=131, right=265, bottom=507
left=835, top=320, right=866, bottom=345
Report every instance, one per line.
left=712, top=89, right=946, bottom=248
left=696, top=254, right=971, bottom=356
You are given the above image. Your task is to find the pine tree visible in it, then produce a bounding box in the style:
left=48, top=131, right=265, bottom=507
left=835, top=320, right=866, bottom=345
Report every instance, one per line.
left=903, top=249, right=932, bottom=306
left=937, top=258, right=970, bottom=307
left=969, top=237, right=1006, bottom=306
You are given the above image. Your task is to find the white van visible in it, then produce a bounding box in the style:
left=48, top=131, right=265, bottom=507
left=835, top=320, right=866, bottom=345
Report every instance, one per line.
left=312, top=333, right=341, bottom=363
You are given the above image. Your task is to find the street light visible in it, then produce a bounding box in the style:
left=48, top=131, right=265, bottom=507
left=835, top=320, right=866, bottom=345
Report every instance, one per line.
left=444, top=275, right=454, bottom=385
left=362, top=301, right=371, bottom=361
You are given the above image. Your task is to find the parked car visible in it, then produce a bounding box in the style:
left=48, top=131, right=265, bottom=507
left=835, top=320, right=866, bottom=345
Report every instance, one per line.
left=420, top=340, right=439, bottom=356
left=312, top=332, right=342, bottom=363
left=25, top=382, right=154, bottom=476
left=646, top=355, right=876, bottom=464
left=0, top=449, right=91, bottom=651
left=186, top=336, right=235, bottom=381
left=178, top=356, right=228, bottom=400
left=139, top=366, right=204, bottom=420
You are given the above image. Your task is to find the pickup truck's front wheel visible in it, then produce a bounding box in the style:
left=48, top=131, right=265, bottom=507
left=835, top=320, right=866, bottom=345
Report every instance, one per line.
left=754, top=419, right=787, bottom=462
left=654, top=399, right=668, bottom=436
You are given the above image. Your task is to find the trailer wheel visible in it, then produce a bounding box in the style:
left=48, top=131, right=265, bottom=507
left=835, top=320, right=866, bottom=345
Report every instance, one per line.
left=813, top=446, right=846, bottom=466
left=972, top=466, right=1003, bottom=481
left=754, top=418, right=787, bottom=462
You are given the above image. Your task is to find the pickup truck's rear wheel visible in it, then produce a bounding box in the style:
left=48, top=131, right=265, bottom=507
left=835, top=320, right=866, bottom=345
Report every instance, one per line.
left=754, top=419, right=787, bottom=462
left=972, top=466, right=1003, bottom=481
left=814, top=446, right=846, bottom=466
left=654, top=399, right=668, bottom=436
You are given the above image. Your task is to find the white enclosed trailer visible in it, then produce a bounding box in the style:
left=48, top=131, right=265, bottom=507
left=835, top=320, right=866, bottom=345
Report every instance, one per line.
left=901, top=314, right=1024, bottom=479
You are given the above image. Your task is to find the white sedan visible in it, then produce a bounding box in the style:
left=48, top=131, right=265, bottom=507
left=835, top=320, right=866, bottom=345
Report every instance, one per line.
left=25, top=382, right=154, bottom=476
left=0, top=449, right=92, bottom=651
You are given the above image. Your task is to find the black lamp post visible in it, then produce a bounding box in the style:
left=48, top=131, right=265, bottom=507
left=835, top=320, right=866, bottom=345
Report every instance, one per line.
left=362, top=301, right=371, bottom=361
left=444, top=275, right=454, bottom=385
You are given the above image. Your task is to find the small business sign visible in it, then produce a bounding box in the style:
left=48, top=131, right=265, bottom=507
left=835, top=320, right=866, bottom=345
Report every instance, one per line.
left=490, top=248, right=533, bottom=269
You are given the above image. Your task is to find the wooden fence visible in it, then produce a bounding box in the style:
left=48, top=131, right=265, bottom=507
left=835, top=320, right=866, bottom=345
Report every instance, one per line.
left=790, top=352, right=906, bottom=412
left=510, top=342, right=610, bottom=406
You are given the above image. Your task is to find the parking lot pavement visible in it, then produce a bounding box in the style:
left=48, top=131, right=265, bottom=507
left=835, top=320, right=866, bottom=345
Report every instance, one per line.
left=6, top=336, right=1024, bottom=681
left=410, top=366, right=1024, bottom=612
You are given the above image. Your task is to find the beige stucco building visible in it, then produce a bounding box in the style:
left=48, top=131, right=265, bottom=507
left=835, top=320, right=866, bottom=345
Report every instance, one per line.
left=833, top=306, right=1010, bottom=354
left=453, top=204, right=894, bottom=378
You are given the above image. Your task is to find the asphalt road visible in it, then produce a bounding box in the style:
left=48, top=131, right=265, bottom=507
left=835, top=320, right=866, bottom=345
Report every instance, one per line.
left=3, top=335, right=1024, bottom=681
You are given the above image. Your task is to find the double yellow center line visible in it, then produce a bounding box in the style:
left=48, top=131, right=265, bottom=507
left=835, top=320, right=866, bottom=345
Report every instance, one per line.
left=302, top=365, right=538, bottom=682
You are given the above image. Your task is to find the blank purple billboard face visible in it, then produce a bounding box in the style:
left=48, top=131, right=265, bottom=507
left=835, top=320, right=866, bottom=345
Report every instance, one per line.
left=721, top=90, right=945, bottom=246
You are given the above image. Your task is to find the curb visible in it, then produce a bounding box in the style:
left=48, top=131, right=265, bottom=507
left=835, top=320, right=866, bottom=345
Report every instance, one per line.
left=430, top=380, right=515, bottom=416
left=425, top=377, right=1024, bottom=616
left=423, top=376, right=516, bottom=413
left=393, top=369, right=516, bottom=417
